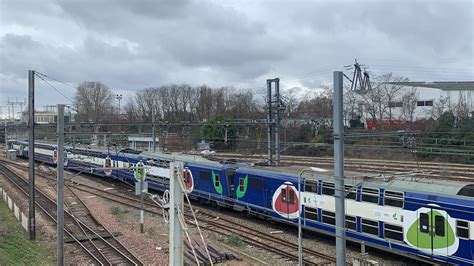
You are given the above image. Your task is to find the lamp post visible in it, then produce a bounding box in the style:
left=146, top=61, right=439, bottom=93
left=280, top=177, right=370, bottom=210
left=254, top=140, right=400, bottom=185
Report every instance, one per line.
left=116, top=94, right=123, bottom=120
left=297, top=166, right=329, bottom=266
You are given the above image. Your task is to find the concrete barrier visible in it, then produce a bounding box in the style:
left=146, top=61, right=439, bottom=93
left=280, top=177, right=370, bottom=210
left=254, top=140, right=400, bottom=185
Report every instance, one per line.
left=13, top=203, right=20, bottom=220
left=21, top=213, right=29, bottom=232
left=7, top=196, right=12, bottom=210
left=0, top=188, right=29, bottom=233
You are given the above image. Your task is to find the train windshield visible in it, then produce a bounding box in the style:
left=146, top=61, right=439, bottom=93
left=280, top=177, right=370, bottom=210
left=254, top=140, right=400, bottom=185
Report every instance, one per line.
left=457, top=184, right=474, bottom=197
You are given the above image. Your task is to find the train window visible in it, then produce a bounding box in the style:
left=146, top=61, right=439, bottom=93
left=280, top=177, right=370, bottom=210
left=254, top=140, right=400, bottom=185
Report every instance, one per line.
left=361, top=219, right=379, bottom=236
left=322, top=182, right=335, bottom=196
left=322, top=210, right=335, bottom=225
left=288, top=190, right=295, bottom=204
left=456, top=220, right=470, bottom=239
left=305, top=181, right=317, bottom=193
left=345, top=185, right=356, bottom=200
left=362, top=188, right=379, bottom=204
left=281, top=188, right=287, bottom=203
left=214, top=174, right=220, bottom=188
left=384, top=223, right=404, bottom=242
left=200, top=171, right=211, bottom=181
left=248, top=177, right=263, bottom=191
left=239, top=178, right=245, bottom=192
left=419, top=213, right=429, bottom=233
left=435, top=215, right=445, bottom=237
left=304, top=207, right=318, bottom=221
left=345, top=215, right=356, bottom=231
left=384, top=190, right=403, bottom=208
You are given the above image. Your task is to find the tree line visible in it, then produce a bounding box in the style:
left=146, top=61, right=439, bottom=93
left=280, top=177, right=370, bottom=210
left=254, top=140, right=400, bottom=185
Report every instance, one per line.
left=72, top=74, right=473, bottom=133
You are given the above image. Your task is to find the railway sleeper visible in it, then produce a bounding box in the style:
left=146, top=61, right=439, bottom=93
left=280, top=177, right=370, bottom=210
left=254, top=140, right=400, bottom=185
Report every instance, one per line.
left=65, top=231, right=123, bottom=243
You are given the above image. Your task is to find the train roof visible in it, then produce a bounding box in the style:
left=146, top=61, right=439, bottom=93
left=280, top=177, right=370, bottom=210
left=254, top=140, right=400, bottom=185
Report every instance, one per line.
left=10, top=140, right=474, bottom=198
left=243, top=164, right=474, bottom=199
left=142, top=150, right=226, bottom=167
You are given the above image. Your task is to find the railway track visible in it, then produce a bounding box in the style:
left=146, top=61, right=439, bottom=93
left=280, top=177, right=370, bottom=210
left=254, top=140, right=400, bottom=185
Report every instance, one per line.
left=210, top=153, right=474, bottom=181
left=0, top=158, right=338, bottom=265
left=71, top=182, right=338, bottom=265
left=193, top=211, right=337, bottom=265
left=0, top=162, right=142, bottom=265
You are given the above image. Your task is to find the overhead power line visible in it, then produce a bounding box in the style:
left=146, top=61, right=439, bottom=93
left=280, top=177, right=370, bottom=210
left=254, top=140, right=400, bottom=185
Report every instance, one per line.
left=35, top=72, right=77, bottom=89
left=35, top=73, right=77, bottom=111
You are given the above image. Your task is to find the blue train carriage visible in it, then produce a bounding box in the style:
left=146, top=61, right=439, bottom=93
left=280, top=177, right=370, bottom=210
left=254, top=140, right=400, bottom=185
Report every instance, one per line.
left=9, top=140, right=60, bottom=164
left=231, top=166, right=301, bottom=220
left=239, top=164, right=474, bottom=265
left=395, top=179, right=474, bottom=265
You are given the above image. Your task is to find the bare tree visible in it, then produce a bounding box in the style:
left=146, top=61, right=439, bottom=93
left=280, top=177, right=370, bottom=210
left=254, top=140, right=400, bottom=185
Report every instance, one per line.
left=400, top=88, right=418, bottom=122
left=430, top=94, right=454, bottom=120
left=283, top=87, right=299, bottom=118
left=376, top=73, right=407, bottom=120
left=74, top=81, right=114, bottom=122
left=357, top=73, right=408, bottom=124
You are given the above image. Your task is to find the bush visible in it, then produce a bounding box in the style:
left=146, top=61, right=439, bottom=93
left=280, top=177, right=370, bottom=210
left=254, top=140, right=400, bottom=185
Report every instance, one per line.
left=225, top=234, right=244, bottom=247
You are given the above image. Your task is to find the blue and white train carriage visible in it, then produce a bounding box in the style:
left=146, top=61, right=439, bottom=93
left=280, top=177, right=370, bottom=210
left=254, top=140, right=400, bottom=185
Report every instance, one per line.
left=7, top=140, right=474, bottom=265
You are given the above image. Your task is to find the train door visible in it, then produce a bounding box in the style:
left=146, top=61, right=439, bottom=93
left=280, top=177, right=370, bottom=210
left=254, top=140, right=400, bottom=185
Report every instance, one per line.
left=226, top=168, right=236, bottom=197
left=417, top=207, right=450, bottom=257
left=225, top=168, right=237, bottom=206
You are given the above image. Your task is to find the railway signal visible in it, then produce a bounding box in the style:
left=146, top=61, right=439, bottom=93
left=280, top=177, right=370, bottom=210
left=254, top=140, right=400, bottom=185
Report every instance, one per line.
left=134, top=160, right=146, bottom=233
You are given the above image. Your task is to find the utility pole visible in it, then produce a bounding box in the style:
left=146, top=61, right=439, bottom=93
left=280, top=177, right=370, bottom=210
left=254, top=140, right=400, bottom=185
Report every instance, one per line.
left=56, top=104, right=65, bottom=266
left=152, top=109, right=156, bottom=152
left=2, top=106, right=7, bottom=155
left=274, top=78, right=281, bottom=165
left=266, top=78, right=282, bottom=166
left=266, top=79, right=273, bottom=165
left=169, top=161, right=184, bottom=266
left=224, top=125, right=228, bottom=144
left=333, top=71, right=346, bottom=265
left=4, top=118, right=7, bottom=155
left=28, top=70, right=36, bottom=240
left=116, top=94, right=123, bottom=121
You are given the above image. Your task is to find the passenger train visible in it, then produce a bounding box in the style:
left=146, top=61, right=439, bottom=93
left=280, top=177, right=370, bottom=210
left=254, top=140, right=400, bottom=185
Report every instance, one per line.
left=7, top=140, right=474, bottom=265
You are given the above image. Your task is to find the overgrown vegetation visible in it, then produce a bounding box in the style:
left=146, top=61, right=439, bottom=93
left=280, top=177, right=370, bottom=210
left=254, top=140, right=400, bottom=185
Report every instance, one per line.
left=224, top=234, right=244, bottom=247
left=110, top=205, right=129, bottom=219
left=0, top=203, right=53, bottom=265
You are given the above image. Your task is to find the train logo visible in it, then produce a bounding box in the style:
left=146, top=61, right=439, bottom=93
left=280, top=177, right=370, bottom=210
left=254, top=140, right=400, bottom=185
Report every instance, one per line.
left=272, top=182, right=300, bottom=219
left=104, top=156, right=112, bottom=176
left=236, top=175, right=248, bottom=199
left=403, top=206, right=459, bottom=256
left=212, top=171, right=223, bottom=195
left=52, top=149, right=58, bottom=164
left=183, top=168, right=194, bottom=193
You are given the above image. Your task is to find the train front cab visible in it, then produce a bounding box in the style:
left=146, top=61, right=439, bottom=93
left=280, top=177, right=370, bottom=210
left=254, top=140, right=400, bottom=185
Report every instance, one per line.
left=403, top=191, right=474, bottom=265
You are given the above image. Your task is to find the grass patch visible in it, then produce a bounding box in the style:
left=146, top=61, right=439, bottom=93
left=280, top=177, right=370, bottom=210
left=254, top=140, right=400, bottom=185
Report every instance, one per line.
left=224, top=234, right=244, bottom=247
left=110, top=206, right=129, bottom=218
left=0, top=202, right=53, bottom=265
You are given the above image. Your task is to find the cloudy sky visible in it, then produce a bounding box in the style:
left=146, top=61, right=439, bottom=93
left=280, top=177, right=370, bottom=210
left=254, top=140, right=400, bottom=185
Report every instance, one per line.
left=0, top=0, right=473, bottom=113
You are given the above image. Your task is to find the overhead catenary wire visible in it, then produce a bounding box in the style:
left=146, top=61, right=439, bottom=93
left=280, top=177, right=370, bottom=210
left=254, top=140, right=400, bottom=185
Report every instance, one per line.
left=35, top=73, right=77, bottom=111
left=35, top=72, right=78, bottom=89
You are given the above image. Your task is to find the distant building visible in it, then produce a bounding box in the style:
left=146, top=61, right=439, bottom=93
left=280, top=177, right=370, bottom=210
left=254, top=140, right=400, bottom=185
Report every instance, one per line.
left=35, top=112, right=71, bottom=124
left=351, top=82, right=474, bottom=129
left=128, top=136, right=159, bottom=151
left=19, top=109, right=73, bottom=124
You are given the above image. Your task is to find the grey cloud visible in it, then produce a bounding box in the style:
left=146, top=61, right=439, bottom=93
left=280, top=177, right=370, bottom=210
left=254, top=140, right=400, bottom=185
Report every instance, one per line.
left=0, top=0, right=473, bottom=108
